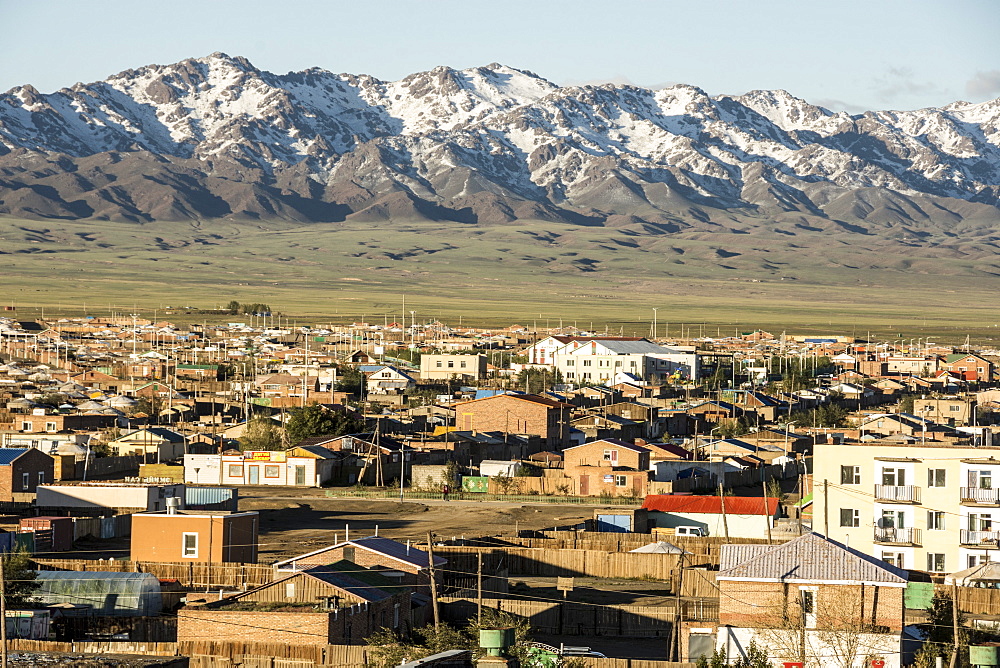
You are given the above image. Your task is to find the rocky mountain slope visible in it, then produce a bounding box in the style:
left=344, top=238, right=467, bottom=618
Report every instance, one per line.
left=0, top=53, right=998, bottom=229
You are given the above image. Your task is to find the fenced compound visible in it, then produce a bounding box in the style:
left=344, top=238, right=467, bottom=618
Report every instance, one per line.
left=35, top=558, right=275, bottom=589
left=433, top=546, right=682, bottom=581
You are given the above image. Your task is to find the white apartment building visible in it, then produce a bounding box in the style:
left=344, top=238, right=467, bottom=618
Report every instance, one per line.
left=815, top=440, right=1000, bottom=574
left=551, top=339, right=699, bottom=384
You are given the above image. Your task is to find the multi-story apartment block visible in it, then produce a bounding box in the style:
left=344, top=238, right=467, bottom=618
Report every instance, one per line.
left=815, top=440, right=1000, bottom=574
left=551, top=339, right=699, bottom=384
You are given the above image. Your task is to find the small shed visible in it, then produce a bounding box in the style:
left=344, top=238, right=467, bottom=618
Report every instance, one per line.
left=593, top=508, right=649, bottom=533
left=480, top=460, right=521, bottom=478
left=34, top=571, right=162, bottom=617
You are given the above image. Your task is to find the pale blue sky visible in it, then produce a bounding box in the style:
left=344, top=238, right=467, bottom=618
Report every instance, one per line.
left=2, top=0, right=998, bottom=112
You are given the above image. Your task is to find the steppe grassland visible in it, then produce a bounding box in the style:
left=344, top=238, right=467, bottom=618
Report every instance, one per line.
left=1, top=216, right=998, bottom=340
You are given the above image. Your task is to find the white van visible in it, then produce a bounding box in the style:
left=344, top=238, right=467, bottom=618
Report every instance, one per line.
left=674, top=526, right=709, bottom=537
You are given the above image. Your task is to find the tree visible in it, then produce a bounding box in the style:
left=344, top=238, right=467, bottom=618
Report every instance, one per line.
left=3, top=545, right=39, bottom=607
left=513, top=368, right=562, bottom=394
left=336, top=366, right=364, bottom=395
left=285, top=405, right=365, bottom=445
left=239, top=417, right=285, bottom=451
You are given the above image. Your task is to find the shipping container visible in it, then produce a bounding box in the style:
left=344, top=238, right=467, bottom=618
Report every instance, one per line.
left=184, top=486, right=238, bottom=511
left=19, top=516, right=73, bottom=551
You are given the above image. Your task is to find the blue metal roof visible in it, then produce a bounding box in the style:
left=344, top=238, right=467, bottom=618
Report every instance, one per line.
left=0, top=449, right=28, bottom=465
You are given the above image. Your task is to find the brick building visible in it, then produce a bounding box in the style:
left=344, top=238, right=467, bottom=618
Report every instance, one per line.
left=178, top=562, right=410, bottom=645
left=0, top=448, right=54, bottom=501
left=131, top=509, right=259, bottom=563
left=13, top=413, right=116, bottom=433
left=453, top=393, right=572, bottom=449
left=688, top=533, right=910, bottom=667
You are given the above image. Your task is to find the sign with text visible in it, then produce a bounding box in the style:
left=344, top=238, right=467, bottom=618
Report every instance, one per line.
left=245, top=451, right=286, bottom=462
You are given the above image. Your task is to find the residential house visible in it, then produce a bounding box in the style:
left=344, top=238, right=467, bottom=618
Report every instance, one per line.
left=13, top=412, right=116, bottom=433
left=274, top=536, right=446, bottom=593
left=719, top=390, right=788, bottom=423
left=452, top=393, right=572, bottom=449
left=108, top=427, right=185, bottom=461
left=419, top=354, right=487, bottom=380
left=641, top=494, right=780, bottom=538
left=687, top=532, right=909, bottom=667
left=131, top=509, right=259, bottom=563
left=913, top=397, right=976, bottom=427
left=178, top=561, right=411, bottom=645
left=364, top=365, right=415, bottom=395
left=0, top=448, right=54, bottom=501
left=562, top=438, right=652, bottom=497
left=570, top=414, right=644, bottom=443
left=943, top=353, right=994, bottom=382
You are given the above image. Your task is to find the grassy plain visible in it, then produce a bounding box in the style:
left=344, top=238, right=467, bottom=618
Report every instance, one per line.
left=2, top=215, right=999, bottom=343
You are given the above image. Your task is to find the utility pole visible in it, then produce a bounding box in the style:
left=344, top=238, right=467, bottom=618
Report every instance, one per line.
left=0, top=548, right=6, bottom=668
left=672, top=550, right=686, bottom=661
left=762, top=479, right=773, bottom=545
left=823, top=479, right=830, bottom=537
left=477, top=550, right=483, bottom=624
left=426, top=532, right=440, bottom=630
left=718, top=483, right=729, bottom=541
left=950, top=582, right=960, bottom=668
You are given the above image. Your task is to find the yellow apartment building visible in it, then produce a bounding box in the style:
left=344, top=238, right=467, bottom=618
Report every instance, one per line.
left=814, top=440, right=1000, bottom=574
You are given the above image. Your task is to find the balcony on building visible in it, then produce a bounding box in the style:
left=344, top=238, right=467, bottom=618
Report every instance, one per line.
left=960, top=487, right=1000, bottom=506
left=874, top=485, right=920, bottom=503
left=960, top=529, right=1000, bottom=546
left=874, top=527, right=921, bottom=546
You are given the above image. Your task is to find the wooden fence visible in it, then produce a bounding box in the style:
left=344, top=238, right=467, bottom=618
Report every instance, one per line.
left=6, top=640, right=369, bottom=667
left=433, top=546, right=682, bottom=581
left=577, top=662, right=696, bottom=668
left=35, top=558, right=275, bottom=588
left=440, top=596, right=718, bottom=634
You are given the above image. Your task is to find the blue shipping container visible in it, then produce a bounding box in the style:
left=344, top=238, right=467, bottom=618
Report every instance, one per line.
left=184, top=486, right=238, bottom=511
left=596, top=514, right=632, bottom=533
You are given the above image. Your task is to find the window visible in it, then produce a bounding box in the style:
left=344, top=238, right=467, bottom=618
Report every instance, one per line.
left=927, top=553, right=946, bottom=572
left=980, top=471, right=993, bottom=489
left=37, top=472, right=44, bottom=486
left=393, top=603, right=400, bottom=628
left=264, top=465, right=280, bottom=478
left=566, top=372, right=575, bottom=379
left=841, top=465, right=861, bottom=485
left=182, top=532, right=198, bottom=558
left=882, top=552, right=905, bottom=568
left=882, top=467, right=906, bottom=486
left=928, top=469, right=946, bottom=487
left=436, top=361, right=442, bottom=368
left=20, top=422, right=30, bottom=431
left=615, top=475, right=628, bottom=487
left=460, top=361, right=466, bottom=368
left=228, top=465, right=243, bottom=477
left=583, top=360, right=591, bottom=367
left=949, top=405, right=960, bottom=412
left=285, top=582, right=296, bottom=598
left=881, top=510, right=905, bottom=528
left=583, top=372, right=591, bottom=379
left=969, top=555, right=990, bottom=568
left=927, top=511, right=945, bottom=530
left=566, top=360, right=574, bottom=367
left=799, top=588, right=817, bottom=628
left=603, top=449, right=619, bottom=463
left=840, top=509, right=860, bottom=527
left=45, top=422, right=57, bottom=432
left=21, top=473, right=29, bottom=490
left=969, top=513, right=993, bottom=531
left=447, top=361, right=454, bottom=368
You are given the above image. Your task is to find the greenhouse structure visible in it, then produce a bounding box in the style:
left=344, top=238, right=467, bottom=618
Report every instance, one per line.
left=34, top=571, right=162, bottom=617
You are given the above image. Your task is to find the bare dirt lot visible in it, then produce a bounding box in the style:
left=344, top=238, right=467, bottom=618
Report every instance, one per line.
left=237, top=490, right=608, bottom=562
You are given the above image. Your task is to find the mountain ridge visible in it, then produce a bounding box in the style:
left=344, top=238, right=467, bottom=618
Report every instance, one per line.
left=0, top=53, right=998, bottom=227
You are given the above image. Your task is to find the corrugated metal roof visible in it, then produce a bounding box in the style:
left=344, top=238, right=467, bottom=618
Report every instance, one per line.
left=581, top=340, right=674, bottom=355
left=719, top=544, right=772, bottom=570
left=0, top=449, right=28, bottom=465
left=718, top=533, right=907, bottom=583
left=351, top=536, right=447, bottom=568
left=302, top=562, right=394, bottom=602
left=641, top=495, right=779, bottom=516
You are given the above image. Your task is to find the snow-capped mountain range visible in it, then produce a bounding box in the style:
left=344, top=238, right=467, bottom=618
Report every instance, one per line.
left=1, top=52, right=998, bottom=225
